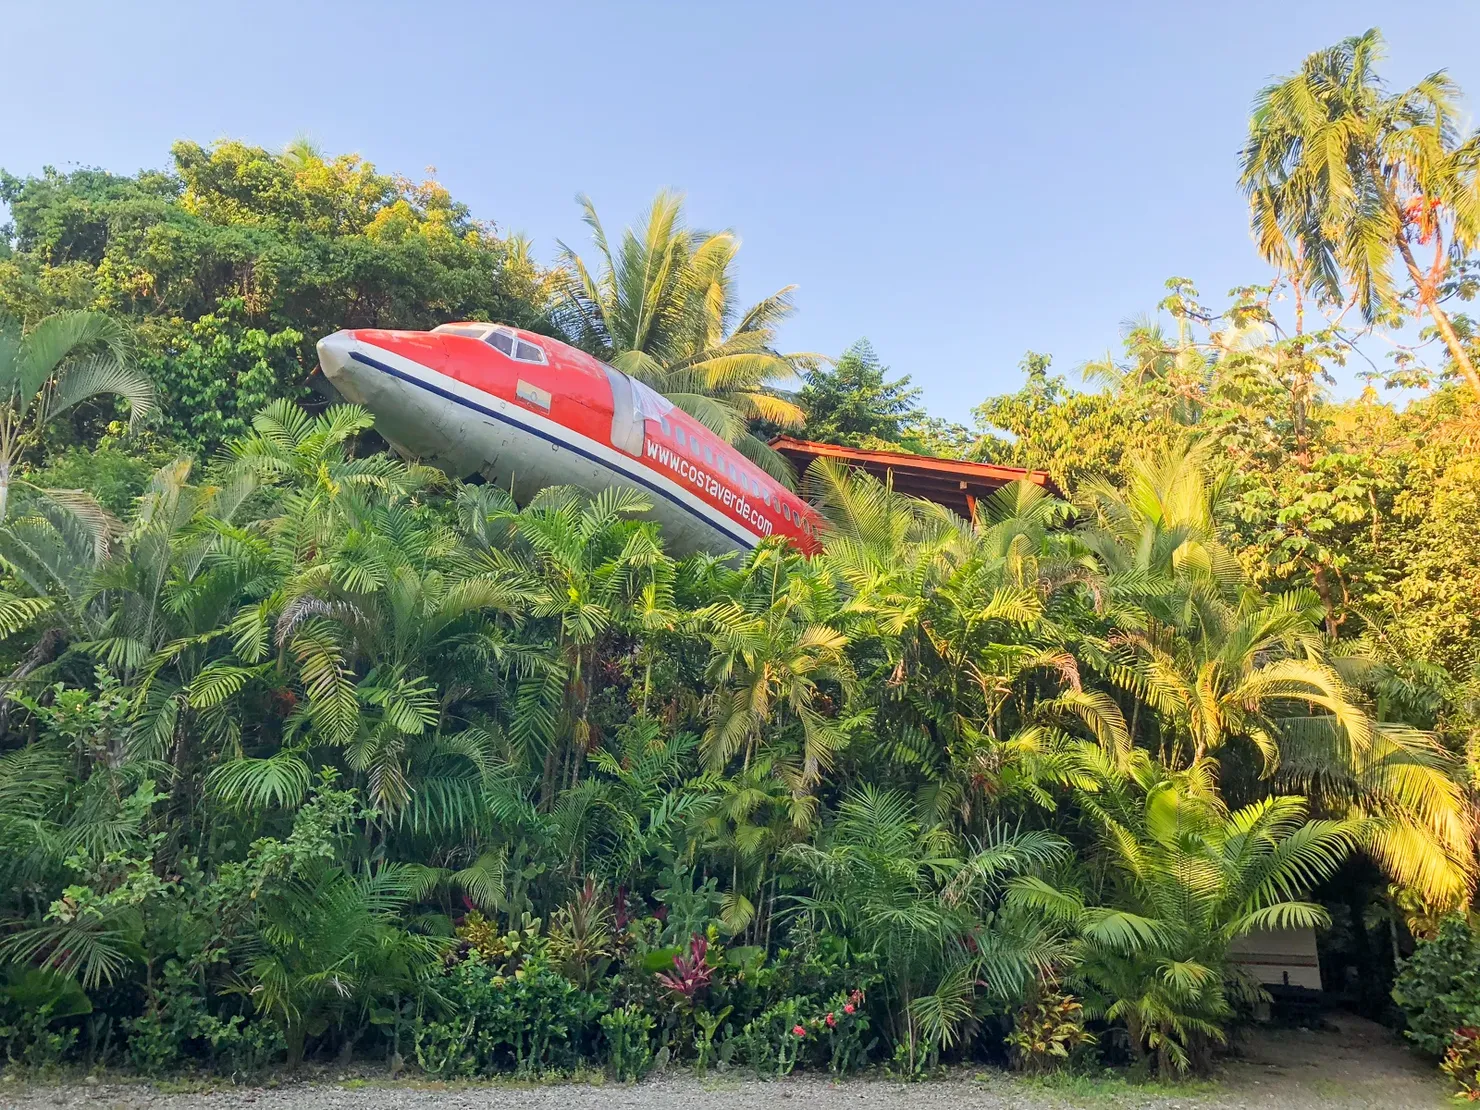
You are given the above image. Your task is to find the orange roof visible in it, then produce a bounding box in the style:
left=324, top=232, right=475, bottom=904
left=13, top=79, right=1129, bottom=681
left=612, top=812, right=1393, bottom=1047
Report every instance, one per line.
left=770, top=435, right=1056, bottom=518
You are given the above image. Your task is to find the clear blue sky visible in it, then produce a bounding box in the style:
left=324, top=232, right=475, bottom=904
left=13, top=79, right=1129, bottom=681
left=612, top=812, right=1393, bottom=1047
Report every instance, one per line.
left=7, top=1, right=1480, bottom=422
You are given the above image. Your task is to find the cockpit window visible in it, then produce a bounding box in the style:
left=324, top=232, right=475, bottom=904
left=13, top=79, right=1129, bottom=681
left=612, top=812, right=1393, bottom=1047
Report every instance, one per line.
left=514, top=339, right=546, bottom=364
left=432, top=323, right=545, bottom=364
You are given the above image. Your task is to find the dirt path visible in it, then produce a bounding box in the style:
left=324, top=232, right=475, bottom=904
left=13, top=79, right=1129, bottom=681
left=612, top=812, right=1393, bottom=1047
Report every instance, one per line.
left=0, top=1016, right=1448, bottom=1110
left=1213, top=1015, right=1446, bottom=1108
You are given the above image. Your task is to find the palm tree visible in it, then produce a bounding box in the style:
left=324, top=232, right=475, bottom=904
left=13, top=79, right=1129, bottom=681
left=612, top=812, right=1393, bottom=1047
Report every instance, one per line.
left=808, top=457, right=1115, bottom=820
left=699, top=752, right=814, bottom=940
left=1119, top=587, right=1371, bottom=771
left=1241, top=29, right=1480, bottom=399
left=480, top=484, right=674, bottom=805
left=790, top=787, right=1070, bottom=1072
left=0, top=310, right=155, bottom=522
left=1086, top=442, right=1474, bottom=907
left=1077, top=441, right=1243, bottom=626
left=1012, top=752, right=1356, bottom=1075
left=200, top=403, right=532, bottom=818
left=695, top=540, right=852, bottom=786
left=556, top=191, right=815, bottom=481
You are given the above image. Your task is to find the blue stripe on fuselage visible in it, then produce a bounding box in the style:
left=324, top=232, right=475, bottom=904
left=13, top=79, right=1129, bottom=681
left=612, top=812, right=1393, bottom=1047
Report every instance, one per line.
left=348, top=350, right=757, bottom=552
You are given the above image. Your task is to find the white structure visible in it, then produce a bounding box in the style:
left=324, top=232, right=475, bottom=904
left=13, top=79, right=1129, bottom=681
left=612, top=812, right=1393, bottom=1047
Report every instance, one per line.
left=1230, top=927, right=1323, bottom=990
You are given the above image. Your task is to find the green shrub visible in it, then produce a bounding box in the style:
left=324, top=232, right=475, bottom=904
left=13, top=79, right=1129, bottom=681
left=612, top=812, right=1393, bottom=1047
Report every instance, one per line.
left=814, top=988, right=874, bottom=1075
left=601, top=1003, right=655, bottom=1082
left=124, top=966, right=210, bottom=1075
left=1441, top=1026, right=1480, bottom=1101
left=1393, top=916, right=1480, bottom=1058
left=413, top=1016, right=476, bottom=1078
left=738, top=998, right=807, bottom=1077
left=123, top=964, right=286, bottom=1078
left=414, top=952, right=605, bottom=1077
left=0, top=969, right=89, bottom=1070
left=692, top=1004, right=732, bottom=1074
left=1006, top=989, right=1096, bottom=1075
left=198, top=1015, right=285, bottom=1080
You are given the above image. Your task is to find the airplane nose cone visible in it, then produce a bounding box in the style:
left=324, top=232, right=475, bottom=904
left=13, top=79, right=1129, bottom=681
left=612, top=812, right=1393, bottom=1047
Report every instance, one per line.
left=316, top=330, right=357, bottom=387
left=316, top=330, right=376, bottom=406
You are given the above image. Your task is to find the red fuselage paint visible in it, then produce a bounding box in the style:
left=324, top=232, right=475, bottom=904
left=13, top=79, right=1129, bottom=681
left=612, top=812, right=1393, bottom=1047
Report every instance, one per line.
left=315, top=323, right=823, bottom=556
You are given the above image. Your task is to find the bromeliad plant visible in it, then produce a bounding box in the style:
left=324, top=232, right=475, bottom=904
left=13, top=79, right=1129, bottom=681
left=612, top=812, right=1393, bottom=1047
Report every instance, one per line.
left=655, top=932, right=715, bottom=1009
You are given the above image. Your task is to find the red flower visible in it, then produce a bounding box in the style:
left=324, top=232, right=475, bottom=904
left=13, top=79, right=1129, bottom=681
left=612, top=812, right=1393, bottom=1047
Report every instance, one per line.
left=792, top=1024, right=806, bottom=1037
left=844, top=1003, right=855, bottom=1014
left=825, top=1012, right=836, bottom=1027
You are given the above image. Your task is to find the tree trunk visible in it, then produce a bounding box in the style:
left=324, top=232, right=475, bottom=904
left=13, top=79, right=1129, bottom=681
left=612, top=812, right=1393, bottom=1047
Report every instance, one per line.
left=1397, top=238, right=1480, bottom=399
left=1290, top=269, right=1312, bottom=464
left=1311, top=565, right=1340, bottom=636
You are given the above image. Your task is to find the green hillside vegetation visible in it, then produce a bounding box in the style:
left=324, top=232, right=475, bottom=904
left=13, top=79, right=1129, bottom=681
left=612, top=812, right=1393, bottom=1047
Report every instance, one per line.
left=0, top=28, right=1478, bottom=1090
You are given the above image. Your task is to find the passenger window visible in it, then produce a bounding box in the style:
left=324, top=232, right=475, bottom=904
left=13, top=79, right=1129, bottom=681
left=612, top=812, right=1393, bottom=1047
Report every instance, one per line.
left=675, top=427, right=685, bottom=447
left=661, top=416, right=671, bottom=436
left=750, top=477, right=760, bottom=495
left=488, top=330, right=515, bottom=356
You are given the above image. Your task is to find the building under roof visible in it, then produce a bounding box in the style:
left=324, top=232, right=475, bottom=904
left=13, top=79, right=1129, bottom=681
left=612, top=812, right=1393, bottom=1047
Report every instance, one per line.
left=770, top=435, right=1056, bottom=520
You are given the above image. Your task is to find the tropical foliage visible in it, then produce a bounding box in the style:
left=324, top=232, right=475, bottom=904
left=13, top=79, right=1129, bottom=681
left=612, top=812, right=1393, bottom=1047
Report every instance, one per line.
left=556, top=191, right=815, bottom=480
left=0, top=28, right=1478, bottom=1091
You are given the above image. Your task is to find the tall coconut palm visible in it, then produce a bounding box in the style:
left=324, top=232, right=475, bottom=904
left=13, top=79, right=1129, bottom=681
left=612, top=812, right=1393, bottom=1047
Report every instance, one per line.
left=1241, top=29, right=1480, bottom=398
left=0, top=310, right=155, bottom=523
left=556, top=191, right=816, bottom=481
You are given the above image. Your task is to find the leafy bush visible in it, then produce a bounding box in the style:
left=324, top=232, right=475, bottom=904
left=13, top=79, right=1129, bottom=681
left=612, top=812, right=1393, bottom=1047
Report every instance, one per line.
left=124, top=968, right=209, bottom=1076
left=1006, top=989, right=1096, bottom=1075
left=0, top=969, right=88, bottom=1069
left=692, top=1004, right=732, bottom=1074
left=412, top=1016, right=476, bottom=1078
left=1442, top=1026, right=1480, bottom=1101
left=738, top=998, right=807, bottom=1077
left=601, top=1003, right=655, bottom=1081
left=415, top=951, right=605, bottom=1077
left=812, top=988, right=873, bottom=1074
left=1394, top=916, right=1480, bottom=1059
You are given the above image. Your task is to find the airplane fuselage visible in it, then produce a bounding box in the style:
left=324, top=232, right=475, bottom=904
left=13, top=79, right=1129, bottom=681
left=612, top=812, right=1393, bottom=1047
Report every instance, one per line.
left=315, top=323, right=822, bottom=556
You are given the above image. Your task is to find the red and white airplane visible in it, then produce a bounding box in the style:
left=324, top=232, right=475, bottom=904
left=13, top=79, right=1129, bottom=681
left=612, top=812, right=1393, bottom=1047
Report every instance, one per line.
left=315, top=323, right=823, bottom=556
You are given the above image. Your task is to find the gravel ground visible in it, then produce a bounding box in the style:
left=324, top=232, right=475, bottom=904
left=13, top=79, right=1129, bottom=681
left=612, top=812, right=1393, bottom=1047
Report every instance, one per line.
left=0, top=1016, right=1448, bottom=1110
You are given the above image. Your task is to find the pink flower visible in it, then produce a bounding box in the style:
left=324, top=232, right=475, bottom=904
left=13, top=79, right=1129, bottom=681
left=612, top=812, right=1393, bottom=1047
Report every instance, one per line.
left=843, top=1003, right=855, bottom=1015
left=792, top=1024, right=806, bottom=1037
left=825, top=1013, right=836, bottom=1027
